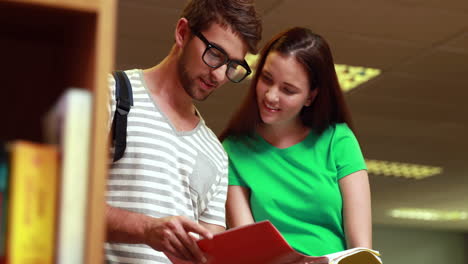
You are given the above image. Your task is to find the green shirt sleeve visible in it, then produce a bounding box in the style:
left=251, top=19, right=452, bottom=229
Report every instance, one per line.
left=332, top=123, right=367, bottom=179
left=222, top=138, right=248, bottom=187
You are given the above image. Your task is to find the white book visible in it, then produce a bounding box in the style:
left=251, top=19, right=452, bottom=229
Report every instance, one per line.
left=43, top=88, right=92, bottom=264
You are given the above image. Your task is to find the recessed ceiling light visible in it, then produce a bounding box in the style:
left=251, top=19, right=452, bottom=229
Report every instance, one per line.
left=245, top=54, right=381, bottom=91
left=366, top=159, right=443, bottom=180
left=245, top=53, right=259, bottom=70
left=335, top=64, right=381, bottom=92
left=389, top=208, right=468, bottom=221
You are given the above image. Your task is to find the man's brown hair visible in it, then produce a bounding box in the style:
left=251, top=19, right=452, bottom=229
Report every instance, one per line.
left=180, top=0, right=262, bottom=53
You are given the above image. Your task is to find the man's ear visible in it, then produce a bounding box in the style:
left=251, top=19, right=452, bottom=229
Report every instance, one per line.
left=305, top=88, right=318, bottom=107
left=175, top=18, right=190, bottom=48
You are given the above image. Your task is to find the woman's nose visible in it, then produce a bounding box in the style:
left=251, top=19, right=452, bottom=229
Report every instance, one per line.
left=265, top=87, right=279, bottom=103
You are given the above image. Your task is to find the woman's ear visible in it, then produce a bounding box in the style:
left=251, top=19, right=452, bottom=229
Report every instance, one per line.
left=175, top=18, right=190, bottom=48
left=304, top=88, right=318, bottom=107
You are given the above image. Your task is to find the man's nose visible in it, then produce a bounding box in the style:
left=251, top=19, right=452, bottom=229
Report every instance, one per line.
left=211, top=64, right=228, bottom=84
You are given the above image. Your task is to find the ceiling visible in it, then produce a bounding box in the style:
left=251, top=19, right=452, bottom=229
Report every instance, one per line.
left=115, top=0, right=468, bottom=231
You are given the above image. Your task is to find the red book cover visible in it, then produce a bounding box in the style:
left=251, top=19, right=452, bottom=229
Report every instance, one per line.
left=168, top=220, right=327, bottom=264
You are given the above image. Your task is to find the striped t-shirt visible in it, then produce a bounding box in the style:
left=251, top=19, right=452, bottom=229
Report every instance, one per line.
left=105, top=69, right=228, bottom=264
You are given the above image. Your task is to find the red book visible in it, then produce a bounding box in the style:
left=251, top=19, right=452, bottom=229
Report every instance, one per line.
left=168, top=220, right=381, bottom=264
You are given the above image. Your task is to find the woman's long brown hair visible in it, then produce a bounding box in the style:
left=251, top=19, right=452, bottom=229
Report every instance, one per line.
left=219, top=27, right=353, bottom=142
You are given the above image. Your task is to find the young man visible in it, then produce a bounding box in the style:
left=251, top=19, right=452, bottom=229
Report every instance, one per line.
left=105, top=0, right=262, bottom=263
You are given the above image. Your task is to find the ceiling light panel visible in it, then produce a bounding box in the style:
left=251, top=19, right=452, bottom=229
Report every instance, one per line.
left=389, top=208, right=468, bottom=221
left=366, top=159, right=443, bottom=180
left=335, top=64, right=381, bottom=92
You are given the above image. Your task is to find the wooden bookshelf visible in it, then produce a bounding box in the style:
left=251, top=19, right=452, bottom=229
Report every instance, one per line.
left=0, top=0, right=116, bottom=262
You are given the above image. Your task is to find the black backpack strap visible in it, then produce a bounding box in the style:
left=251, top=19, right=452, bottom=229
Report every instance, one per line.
left=111, top=70, right=133, bottom=162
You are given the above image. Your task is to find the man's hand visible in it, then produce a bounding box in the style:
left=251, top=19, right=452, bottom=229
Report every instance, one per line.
left=144, top=215, right=212, bottom=263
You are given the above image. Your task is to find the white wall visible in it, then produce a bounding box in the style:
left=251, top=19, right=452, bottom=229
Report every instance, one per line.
left=374, top=225, right=468, bottom=264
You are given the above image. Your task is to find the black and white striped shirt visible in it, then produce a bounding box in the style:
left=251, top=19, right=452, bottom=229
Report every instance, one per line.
left=105, top=69, right=228, bottom=264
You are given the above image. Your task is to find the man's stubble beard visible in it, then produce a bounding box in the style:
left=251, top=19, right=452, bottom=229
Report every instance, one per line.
left=177, top=50, right=211, bottom=102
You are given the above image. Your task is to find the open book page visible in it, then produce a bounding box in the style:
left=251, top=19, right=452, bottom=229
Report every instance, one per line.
left=325, top=247, right=382, bottom=264
left=167, top=221, right=381, bottom=264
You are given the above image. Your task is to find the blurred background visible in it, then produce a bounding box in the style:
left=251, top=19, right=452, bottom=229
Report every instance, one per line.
left=114, top=0, right=468, bottom=263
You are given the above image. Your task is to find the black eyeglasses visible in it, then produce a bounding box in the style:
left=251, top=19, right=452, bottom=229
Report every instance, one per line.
left=191, top=29, right=251, bottom=83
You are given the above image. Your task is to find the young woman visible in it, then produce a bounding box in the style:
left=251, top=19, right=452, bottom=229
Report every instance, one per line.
left=220, top=27, right=372, bottom=256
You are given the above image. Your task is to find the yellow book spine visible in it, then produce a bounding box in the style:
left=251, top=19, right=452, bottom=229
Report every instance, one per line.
left=7, top=141, right=58, bottom=264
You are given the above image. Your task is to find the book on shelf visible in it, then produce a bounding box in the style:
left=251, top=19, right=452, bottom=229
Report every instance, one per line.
left=6, top=141, right=59, bottom=264
left=0, top=143, right=9, bottom=263
left=43, top=88, right=93, bottom=264
left=168, top=220, right=382, bottom=264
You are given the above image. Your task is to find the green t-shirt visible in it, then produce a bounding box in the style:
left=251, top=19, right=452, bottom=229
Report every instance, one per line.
left=222, top=123, right=366, bottom=256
